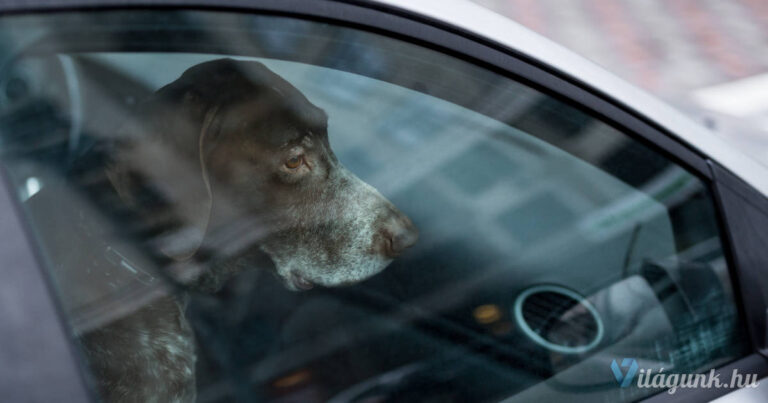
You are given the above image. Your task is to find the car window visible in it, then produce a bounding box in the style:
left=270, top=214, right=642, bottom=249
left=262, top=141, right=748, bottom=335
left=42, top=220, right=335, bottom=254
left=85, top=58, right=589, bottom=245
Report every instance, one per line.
left=0, top=10, right=748, bottom=403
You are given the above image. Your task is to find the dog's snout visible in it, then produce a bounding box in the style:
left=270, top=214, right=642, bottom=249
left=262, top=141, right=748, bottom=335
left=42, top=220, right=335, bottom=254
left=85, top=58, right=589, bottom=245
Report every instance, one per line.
left=379, top=211, right=418, bottom=258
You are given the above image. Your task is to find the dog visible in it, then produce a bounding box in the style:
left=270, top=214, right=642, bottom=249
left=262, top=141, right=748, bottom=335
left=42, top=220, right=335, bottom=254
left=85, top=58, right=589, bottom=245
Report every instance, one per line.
left=79, top=58, right=418, bottom=402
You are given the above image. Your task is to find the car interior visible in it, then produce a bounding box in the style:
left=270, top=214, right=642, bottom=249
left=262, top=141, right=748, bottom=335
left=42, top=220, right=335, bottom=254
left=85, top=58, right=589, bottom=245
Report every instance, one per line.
left=0, top=10, right=749, bottom=403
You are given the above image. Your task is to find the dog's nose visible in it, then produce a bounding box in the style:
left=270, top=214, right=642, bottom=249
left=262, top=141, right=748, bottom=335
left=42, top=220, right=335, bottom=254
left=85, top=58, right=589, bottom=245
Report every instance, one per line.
left=379, top=211, right=418, bottom=258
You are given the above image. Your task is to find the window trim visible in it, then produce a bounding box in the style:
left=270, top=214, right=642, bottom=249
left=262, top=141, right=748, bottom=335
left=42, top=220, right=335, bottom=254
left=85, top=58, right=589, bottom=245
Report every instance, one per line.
left=710, top=161, right=768, bottom=356
left=0, top=1, right=764, bottom=402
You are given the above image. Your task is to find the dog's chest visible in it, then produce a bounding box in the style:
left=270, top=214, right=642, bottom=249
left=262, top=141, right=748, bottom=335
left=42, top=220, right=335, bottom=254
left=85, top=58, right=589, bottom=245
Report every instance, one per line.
left=81, top=295, right=197, bottom=403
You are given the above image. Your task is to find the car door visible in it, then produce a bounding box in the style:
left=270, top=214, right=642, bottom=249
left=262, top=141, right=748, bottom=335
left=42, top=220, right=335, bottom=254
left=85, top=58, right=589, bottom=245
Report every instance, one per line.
left=0, top=1, right=766, bottom=402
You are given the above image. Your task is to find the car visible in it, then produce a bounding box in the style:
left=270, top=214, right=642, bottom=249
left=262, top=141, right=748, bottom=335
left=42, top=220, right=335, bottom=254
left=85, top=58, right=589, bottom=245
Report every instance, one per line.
left=0, top=0, right=766, bottom=402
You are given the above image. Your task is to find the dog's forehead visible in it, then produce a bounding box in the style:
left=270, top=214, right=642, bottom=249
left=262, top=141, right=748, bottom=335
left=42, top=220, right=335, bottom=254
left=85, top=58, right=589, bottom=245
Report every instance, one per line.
left=229, top=103, right=325, bottom=148
left=230, top=97, right=327, bottom=148
left=228, top=61, right=327, bottom=120
left=178, top=59, right=329, bottom=148
left=181, top=59, right=326, bottom=116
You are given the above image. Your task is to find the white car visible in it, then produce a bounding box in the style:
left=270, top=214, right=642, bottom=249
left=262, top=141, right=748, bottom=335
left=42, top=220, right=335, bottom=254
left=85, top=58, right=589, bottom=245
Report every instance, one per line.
left=0, top=1, right=766, bottom=402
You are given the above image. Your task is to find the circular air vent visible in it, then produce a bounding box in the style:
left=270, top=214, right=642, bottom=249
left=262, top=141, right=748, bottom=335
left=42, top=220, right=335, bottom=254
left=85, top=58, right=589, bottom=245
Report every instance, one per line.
left=513, top=285, right=603, bottom=354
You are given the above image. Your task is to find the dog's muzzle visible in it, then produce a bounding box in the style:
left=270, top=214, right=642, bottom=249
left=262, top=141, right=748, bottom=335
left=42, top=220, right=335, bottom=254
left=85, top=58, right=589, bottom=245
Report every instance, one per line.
left=262, top=165, right=418, bottom=291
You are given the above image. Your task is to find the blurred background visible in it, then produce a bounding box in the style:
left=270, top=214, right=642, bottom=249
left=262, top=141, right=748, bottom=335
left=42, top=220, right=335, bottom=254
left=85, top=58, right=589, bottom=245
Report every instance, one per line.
left=472, top=0, right=768, bottom=167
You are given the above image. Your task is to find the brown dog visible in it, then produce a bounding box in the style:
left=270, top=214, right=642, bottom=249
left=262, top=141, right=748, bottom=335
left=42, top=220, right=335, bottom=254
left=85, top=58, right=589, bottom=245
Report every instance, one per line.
left=80, top=59, right=417, bottom=402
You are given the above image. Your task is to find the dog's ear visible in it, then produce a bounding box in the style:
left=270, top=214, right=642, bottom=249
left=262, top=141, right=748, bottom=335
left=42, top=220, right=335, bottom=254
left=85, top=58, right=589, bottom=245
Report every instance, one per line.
left=181, top=101, right=222, bottom=261
left=157, top=85, right=226, bottom=262
left=107, top=69, right=229, bottom=264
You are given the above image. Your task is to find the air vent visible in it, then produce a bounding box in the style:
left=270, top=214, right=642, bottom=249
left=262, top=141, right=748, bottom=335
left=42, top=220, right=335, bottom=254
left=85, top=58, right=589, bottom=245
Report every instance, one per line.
left=513, top=285, right=603, bottom=354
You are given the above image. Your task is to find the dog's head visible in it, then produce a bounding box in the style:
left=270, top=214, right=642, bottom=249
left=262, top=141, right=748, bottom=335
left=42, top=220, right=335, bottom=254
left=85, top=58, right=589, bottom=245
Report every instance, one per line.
left=122, top=59, right=417, bottom=291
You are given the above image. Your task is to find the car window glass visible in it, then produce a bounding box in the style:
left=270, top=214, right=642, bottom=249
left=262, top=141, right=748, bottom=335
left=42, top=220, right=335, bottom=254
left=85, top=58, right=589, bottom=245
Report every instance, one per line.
left=0, top=10, right=748, bottom=403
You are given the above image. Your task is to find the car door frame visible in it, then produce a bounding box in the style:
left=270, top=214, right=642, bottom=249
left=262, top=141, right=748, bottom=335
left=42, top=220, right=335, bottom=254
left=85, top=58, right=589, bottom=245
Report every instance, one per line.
left=0, top=0, right=766, bottom=401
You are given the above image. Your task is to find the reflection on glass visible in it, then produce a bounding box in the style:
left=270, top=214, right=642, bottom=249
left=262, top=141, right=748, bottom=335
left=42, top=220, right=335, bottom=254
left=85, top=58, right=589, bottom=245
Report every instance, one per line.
left=0, top=10, right=747, bottom=403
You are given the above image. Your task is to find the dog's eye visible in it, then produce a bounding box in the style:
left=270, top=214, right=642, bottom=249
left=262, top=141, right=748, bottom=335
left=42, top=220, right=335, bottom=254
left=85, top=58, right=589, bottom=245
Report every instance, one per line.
left=285, top=155, right=303, bottom=169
